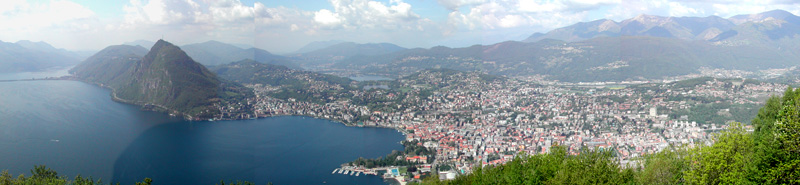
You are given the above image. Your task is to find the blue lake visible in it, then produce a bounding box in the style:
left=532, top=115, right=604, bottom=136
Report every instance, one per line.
left=0, top=80, right=404, bottom=184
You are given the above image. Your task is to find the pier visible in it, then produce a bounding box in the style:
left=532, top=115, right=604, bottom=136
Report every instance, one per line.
left=332, top=167, right=376, bottom=177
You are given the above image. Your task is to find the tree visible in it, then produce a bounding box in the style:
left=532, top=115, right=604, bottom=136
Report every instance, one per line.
left=133, top=178, right=152, bottom=185
left=635, top=147, right=688, bottom=185
left=408, top=166, right=418, bottom=173
left=748, top=87, right=800, bottom=184
left=684, top=122, right=753, bottom=184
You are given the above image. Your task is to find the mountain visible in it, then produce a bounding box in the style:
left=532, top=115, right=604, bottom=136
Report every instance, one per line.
left=70, top=40, right=253, bottom=120
left=523, top=9, right=800, bottom=44
left=211, top=59, right=355, bottom=103
left=523, top=15, right=735, bottom=42
left=0, top=40, right=81, bottom=73
left=712, top=10, right=800, bottom=43
left=291, top=42, right=407, bottom=68
left=69, top=45, right=149, bottom=84
left=334, top=35, right=800, bottom=82
left=16, top=40, right=85, bottom=61
left=302, top=42, right=406, bottom=57
left=327, top=9, right=800, bottom=82
left=292, top=40, right=346, bottom=54
left=180, top=40, right=298, bottom=68
left=729, top=9, right=800, bottom=25
left=123, top=40, right=156, bottom=48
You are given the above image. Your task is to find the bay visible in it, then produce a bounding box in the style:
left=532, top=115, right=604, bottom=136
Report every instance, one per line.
left=0, top=80, right=404, bottom=184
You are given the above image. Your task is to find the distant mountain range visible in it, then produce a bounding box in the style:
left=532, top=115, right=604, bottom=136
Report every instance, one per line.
left=523, top=9, right=797, bottom=43
left=56, top=9, right=800, bottom=84
left=210, top=59, right=356, bottom=104
left=292, top=40, right=346, bottom=54
left=71, top=40, right=253, bottom=120
left=0, top=40, right=82, bottom=73
left=289, top=42, right=407, bottom=68
left=326, top=9, right=800, bottom=82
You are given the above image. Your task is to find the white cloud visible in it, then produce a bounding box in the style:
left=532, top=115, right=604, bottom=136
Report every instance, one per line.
left=312, top=0, right=423, bottom=30
left=436, top=0, right=487, bottom=11
left=0, top=0, right=27, bottom=14
left=517, top=1, right=563, bottom=13
left=446, top=0, right=593, bottom=31
left=122, top=0, right=202, bottom=27
left=209, top=0, right=254, bottom=22
left=314, top=9, right=343, bottom=28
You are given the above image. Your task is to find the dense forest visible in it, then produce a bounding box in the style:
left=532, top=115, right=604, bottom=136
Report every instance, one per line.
left=419, top=87, right=800, bottom=184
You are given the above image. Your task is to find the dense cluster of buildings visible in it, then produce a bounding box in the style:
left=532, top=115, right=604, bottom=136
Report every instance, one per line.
left=241, top=70, right=786, bottom=177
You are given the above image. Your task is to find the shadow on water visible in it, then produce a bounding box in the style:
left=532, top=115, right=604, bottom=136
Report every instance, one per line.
left=110, top=116, right=405, bottom=185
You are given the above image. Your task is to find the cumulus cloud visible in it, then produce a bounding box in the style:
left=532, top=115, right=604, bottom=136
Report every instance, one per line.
left=311, top=0, right=423, bottom=30
left=313, top=9, right=343, bottom=28
left=208, top=0, right=254, bottom=22
left=446, top=0, right=597, bottom=32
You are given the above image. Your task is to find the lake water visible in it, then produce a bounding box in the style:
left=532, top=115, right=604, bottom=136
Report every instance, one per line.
left=0, top=67, right=72, bottom=80
left=0, top=80, right=404, bottom=184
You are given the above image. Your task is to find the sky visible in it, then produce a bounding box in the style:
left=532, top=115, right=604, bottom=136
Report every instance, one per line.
left=1, top=0, right=799, bottom=53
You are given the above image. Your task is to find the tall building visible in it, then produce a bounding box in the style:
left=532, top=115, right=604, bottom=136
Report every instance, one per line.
left=649, top=107, right=657, bottom=117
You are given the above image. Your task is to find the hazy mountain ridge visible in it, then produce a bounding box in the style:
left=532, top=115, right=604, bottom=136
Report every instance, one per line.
left=325, top=9, right=800, bottom=82
left=0, top=40, right=82, bottom=73
left=292, top=40, right=346, bottom=54
left=334, top=35, right=800, bottom=82
left=290, top=42, right=407, bottom=68
left=524, top=9, right=797, bottom=43
left=71, top=40, right=253, bottom=120
left=523, top=15, right=735, bottom=42
left=123, top=40, right=156, bottom=48
left=69, top=45, right=148, bottom=84
left=181, top=40, right=298, bottom=68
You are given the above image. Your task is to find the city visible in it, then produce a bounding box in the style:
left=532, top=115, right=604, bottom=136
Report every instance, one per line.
left=225, top=67, right=788, bottom=183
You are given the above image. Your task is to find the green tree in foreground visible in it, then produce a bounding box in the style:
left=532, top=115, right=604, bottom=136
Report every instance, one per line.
left=683, top=123, right=753, bottom=184
left=421, top=145, right=634, bottom=185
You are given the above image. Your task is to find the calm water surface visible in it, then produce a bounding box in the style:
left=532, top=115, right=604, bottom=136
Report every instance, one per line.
left=0, top=80, right=404, bottom=184
left=0, top=67, right=72, bottom=80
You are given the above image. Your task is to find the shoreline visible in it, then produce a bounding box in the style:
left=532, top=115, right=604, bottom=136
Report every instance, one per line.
left=59, top=76, right=406, bottom=132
